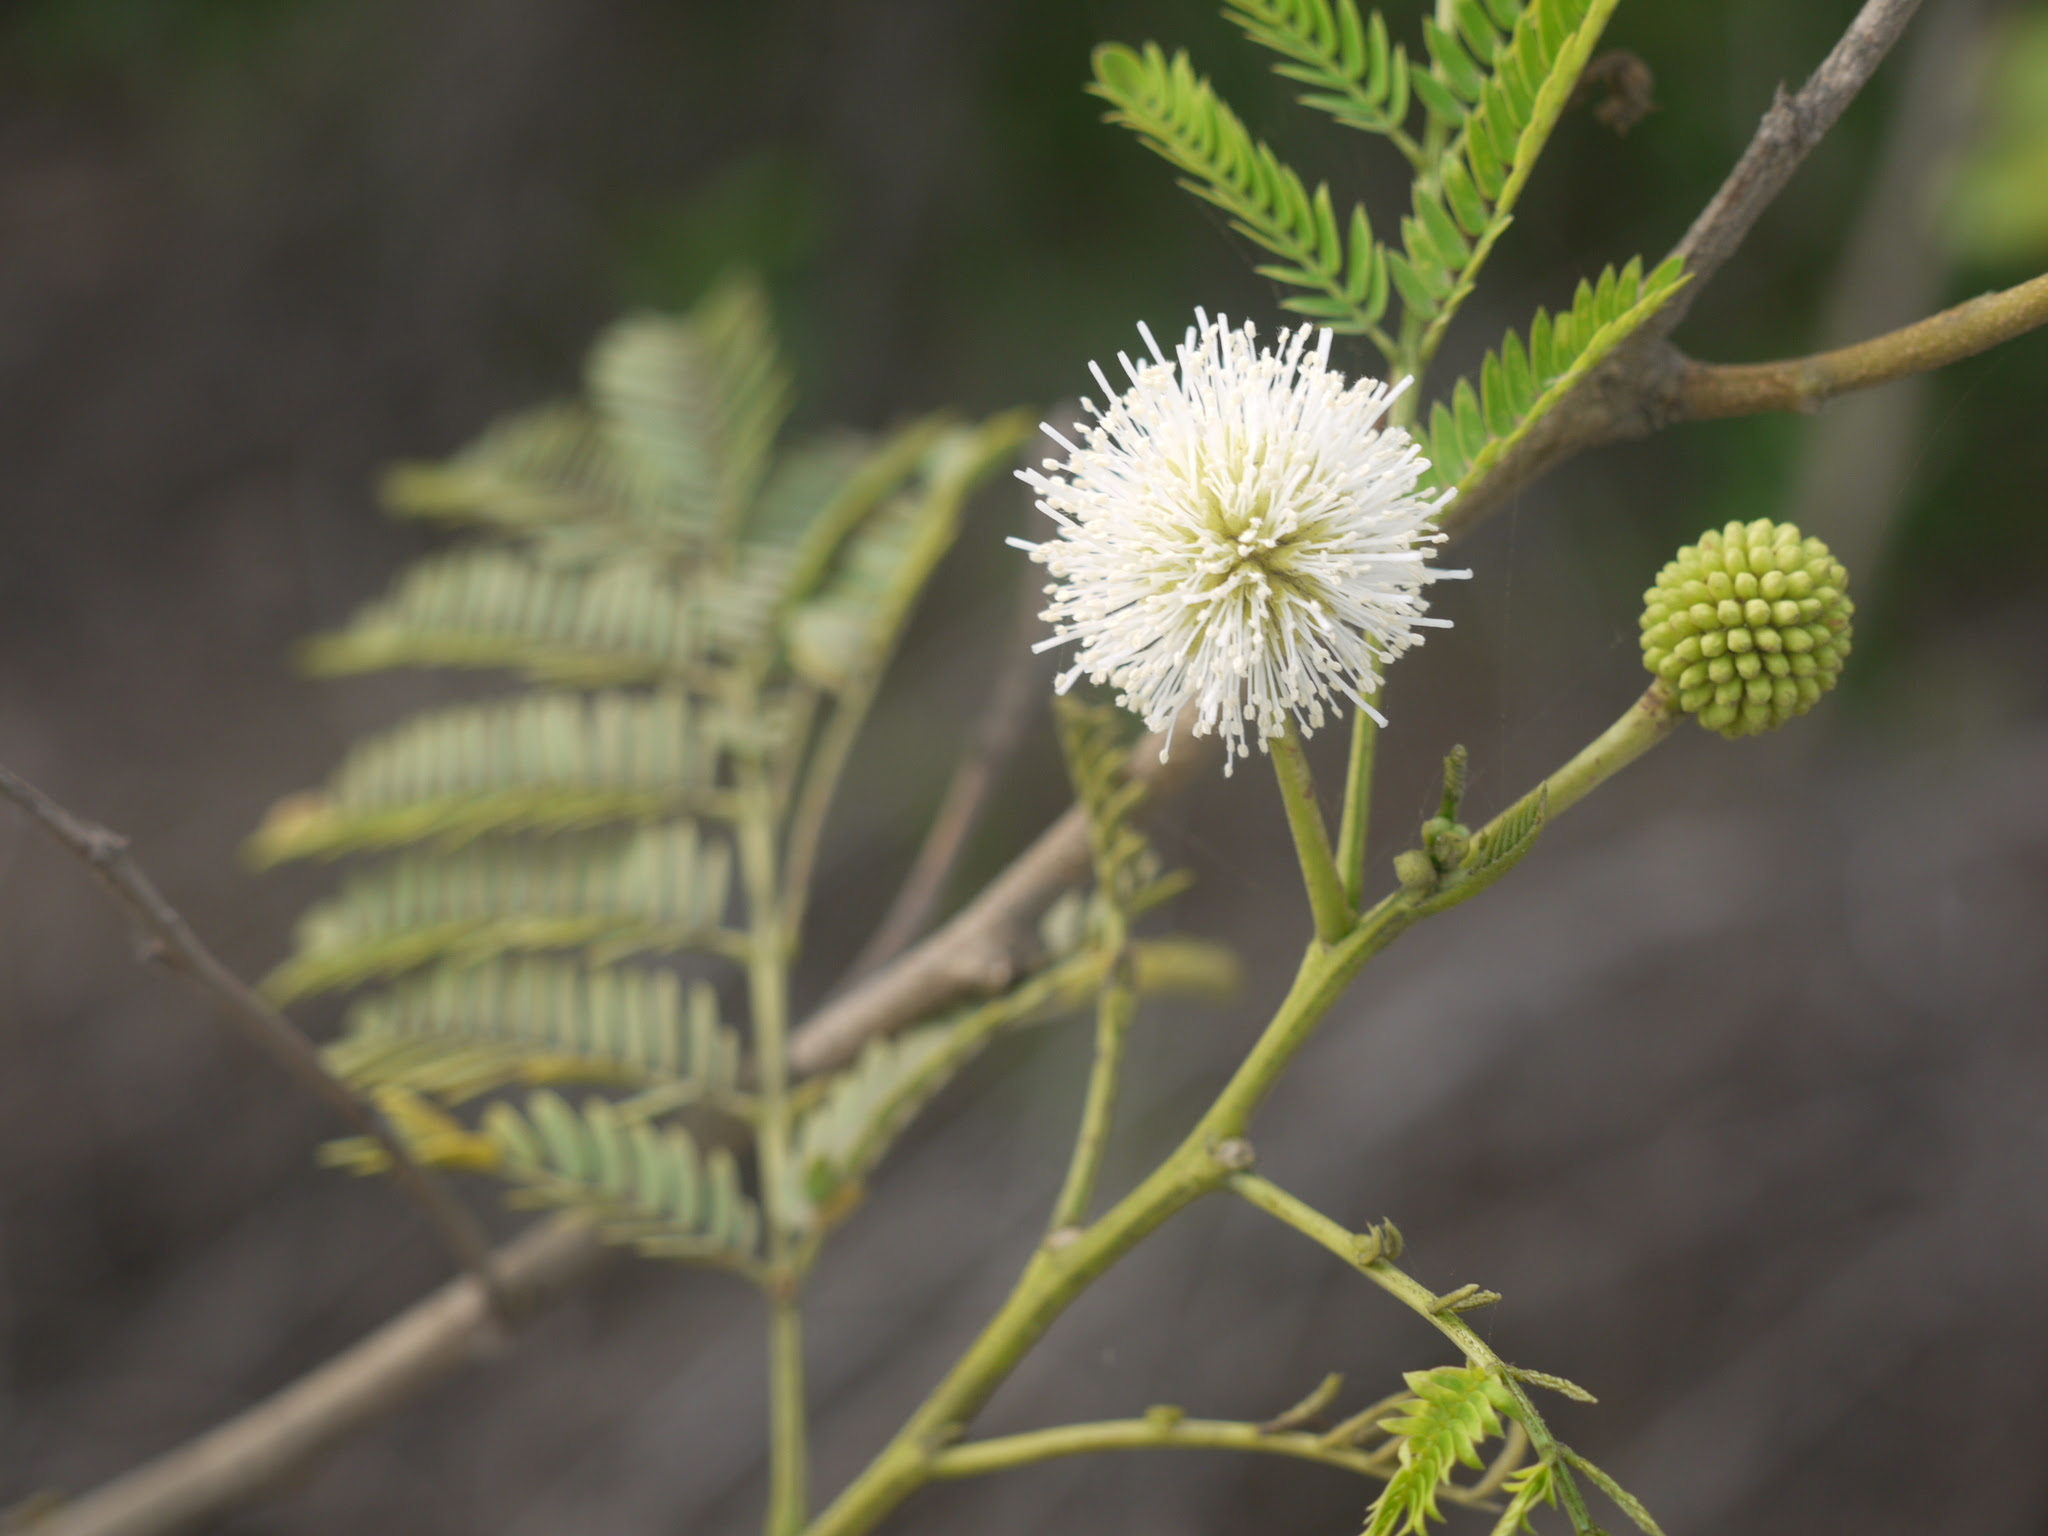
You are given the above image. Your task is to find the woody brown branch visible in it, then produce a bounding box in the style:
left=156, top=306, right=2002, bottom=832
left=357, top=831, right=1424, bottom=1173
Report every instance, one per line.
left=1443, top=267, right=2048, bottom=540
left=23, top=1219, right=602, bottom=1536
left=1673, top=272, right=2048, bottom=420
left=0, top=763, right=510, bottom=1323
left=1444, top=0, right=1928, bottom=536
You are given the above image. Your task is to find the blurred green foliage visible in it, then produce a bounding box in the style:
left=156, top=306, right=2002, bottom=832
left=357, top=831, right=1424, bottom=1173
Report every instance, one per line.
left=1, top=0, right=309, bottom=77
left=1, top=0, right=2041, bottom=701
left=1947, top=8, right=2048, bottom=270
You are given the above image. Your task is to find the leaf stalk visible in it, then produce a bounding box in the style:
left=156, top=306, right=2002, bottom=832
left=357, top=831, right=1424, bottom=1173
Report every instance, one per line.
left=1271, top=719, right=1356, bottom=944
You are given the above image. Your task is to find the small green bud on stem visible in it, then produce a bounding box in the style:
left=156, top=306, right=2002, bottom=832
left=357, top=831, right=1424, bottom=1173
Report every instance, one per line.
left=1437, top=744, right=1469, bottom=821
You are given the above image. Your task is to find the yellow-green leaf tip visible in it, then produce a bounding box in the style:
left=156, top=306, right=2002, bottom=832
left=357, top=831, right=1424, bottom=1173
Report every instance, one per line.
left=1640, top=519, right=1852, bottom=739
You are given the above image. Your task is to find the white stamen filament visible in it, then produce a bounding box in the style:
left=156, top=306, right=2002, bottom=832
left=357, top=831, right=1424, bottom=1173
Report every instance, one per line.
left=1014, top=311, right=1468, bottom=774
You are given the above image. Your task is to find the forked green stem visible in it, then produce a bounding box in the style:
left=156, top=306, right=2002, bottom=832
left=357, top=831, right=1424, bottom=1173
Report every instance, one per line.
left=1270, top=720, right=1354, bottom=945
left=1227, top=1174, right=1600, bottom=1536
left=804, top=896, right=1420, bottom=1536
left=802, top=683, right=1686, bottom=1536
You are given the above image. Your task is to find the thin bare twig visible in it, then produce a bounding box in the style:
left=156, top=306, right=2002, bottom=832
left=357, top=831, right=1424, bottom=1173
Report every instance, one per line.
left=1660, top=0, right=1926, bottom=333
left=1444, top=0, right=1928, bottom=536
left=845, top=565, right=1050, bottom=981
left=23, top=1219, right=604, bottom=1536
left=789, top=715, right=1212, bottom=1077
left=0, top=763, right=507, bottom=1318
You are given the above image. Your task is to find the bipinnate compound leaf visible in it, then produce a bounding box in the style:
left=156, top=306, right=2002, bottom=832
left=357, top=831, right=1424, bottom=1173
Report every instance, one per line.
left=484, top=1091, right=761, bottom=1263
left=1103, top=0, right=1630, bottom=358
left=261, top=274, right=1027, bottom=1269
left=326, top=960, right=741, bottom=1103
left=1089, top=41, right=1387, bottom=337
left=1363, top=1367, right=1514, bottom=1536
left=264, top=823, right=739, bottom=1003
left=1425, top=256, right=1688, bottom=497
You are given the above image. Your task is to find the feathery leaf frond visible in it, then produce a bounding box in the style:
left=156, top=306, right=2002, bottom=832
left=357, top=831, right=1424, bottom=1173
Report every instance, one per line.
left=484, top=1090, right=762, bottom=1264
left=1221, top=0, right=1413, bottom=143
left=787, top=416, right=1033, bottom=691
left=786, top=1019, right=965, bottom=1226
left=1565, top=1451, right=1667, bottom=1536
left=326, top=959, right=741, bottom=1102
left=1102, top=0, right=1628, bottom=365
left=1053, top=697, right=1190, bottom=919
left=1426, top=255, right=1687, bottom=497
left=588, top=275, right=792, bottom=540
left=248, top=691, right=752, bottom=866
left=1364, top=1367, right=1514, bottom=1536
left=265, top=274, right=1028, bottom=1278
left=1089, top=42, right=1388, bottom=340
left=1399, top=0, right=1619, bottom=355
left=1488, top=1461, right=1559, bottom=1536
left=265, top=824, right=739, bottom=1003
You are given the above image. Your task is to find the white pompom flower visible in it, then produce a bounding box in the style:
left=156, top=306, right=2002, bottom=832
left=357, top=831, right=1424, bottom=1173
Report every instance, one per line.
left=1012, top=310, right=1467, bottom=773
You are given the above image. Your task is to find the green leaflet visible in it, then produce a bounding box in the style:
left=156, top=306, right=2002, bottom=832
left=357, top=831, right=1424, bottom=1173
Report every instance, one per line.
left=586, top=274, right=792, bottom=541
left=246, top=690, right=750, bottom=865
left=1221, top=0, right=1412, bottom=140
left=1108, top=0, right=1623, bottom=367
left=1488, top=1461, right=1559, bottom=1536
left=327, top=958, right=740, bottom=1102
left=264, top=824, right=739, bottom=1004
left=484, top=1090, right=761, bottom=1264
left=1425, top=255, right=1689, bottom=498
left=1363, top=1367, right=1515, bottom=1536
left=1089, top=42, right=1386, bottom=337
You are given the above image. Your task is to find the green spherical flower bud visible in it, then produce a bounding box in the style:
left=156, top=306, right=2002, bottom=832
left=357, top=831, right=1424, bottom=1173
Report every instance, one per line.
left=1639, top=518, right=1852, bottom=739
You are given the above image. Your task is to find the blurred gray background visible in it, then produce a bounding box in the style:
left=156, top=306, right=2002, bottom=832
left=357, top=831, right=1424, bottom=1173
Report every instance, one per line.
left=3, top=1, right=2046, bottom=1533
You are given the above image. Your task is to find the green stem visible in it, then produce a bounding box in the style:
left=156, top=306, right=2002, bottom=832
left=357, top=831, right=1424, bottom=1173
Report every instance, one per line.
left=768, top=1296, right=809, bottom=1536
left=788, top=947, right=1125, bottom=1276
left=1335, top=697, right=1381, bottom=908
left=802, top=1142, right=1233, bottom=1536
left=1045, top=958, right=1137, bottom=1235
left=1389, top=128, right=1429, bottom=172
left=800, top=692, right=1677, bottom=1536
left=1542, top=680, right=1678, bottom=819
left=803, top=899, right=1420, bottom=1536
left=780, top=687, right=875, bottom=947
left=1270, top=720, right=1354, bottom=945
left=740, top=762, right=808, bottom=1536
left=930, top=1415, right=1395, bottom=1482
left=1227, top=1175, right=1599, bottom=1536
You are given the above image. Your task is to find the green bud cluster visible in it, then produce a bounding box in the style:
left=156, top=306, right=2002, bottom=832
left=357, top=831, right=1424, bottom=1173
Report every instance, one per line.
left=1640, top=519, right=1852, bottom=738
